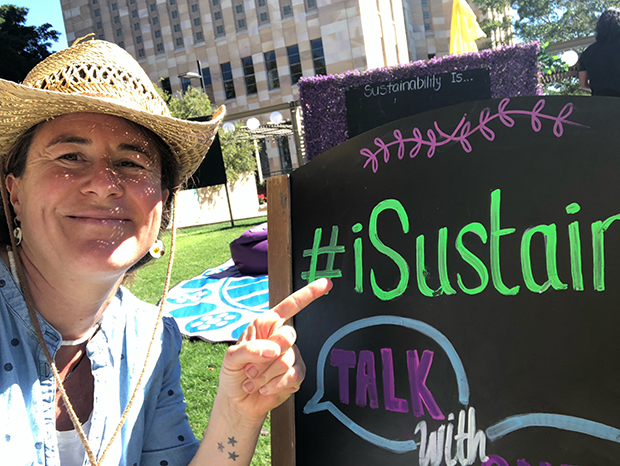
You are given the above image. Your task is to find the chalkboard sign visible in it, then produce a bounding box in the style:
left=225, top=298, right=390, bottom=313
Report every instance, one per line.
left=345, top=69, right=491, bottom=138
left=287, top=96, right=620, bottom=466
left=186, top=115, right=227, bottom=189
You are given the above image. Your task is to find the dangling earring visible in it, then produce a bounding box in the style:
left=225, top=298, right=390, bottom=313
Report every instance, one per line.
left=13, top=221, right=22, bottom=247
left=149, top=239, right=165, bottom=258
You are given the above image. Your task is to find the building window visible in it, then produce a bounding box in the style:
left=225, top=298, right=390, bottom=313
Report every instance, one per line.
left=201, top=67, right=212, bottom=87
left=132, top=10, right=138, bottom=17
left=136, top=35, right=142, bottom=43
left=98, top=34, right=105, bottom=39
left=242, top=57, right=257, bottom=94
left=171, top=10, right=178, bottom=19
left=256, top=0, right=269, bottom=24
left=152, top=16, right=159, bottom=24
left=130, top=0, right=136, bottom=4
left=96, top=21, right=102, bottom=29
left=176, top=37, right=184, bottom=47
left=306, top=0, right=317, bottom=8
left=134, top=22, right=140, bottom=30
left=150, top=3, right=157, bottom=11
left=116, top=28, right=122, bottom=37
left=264, top=50, right=279, bottom=90
left=170, top=0, right=176, bottom=4
left=232, top=0, right=247, bottom=32
left=280, top=0, right=293, bottom=17
left=157, top=42, right=164, bottom=52
left=118, top=41, right=124, bottom=48
left=138, top=48, right=145, bottom=57
left=212, top=0, right=219, bottom=4
left=154, top=29, right=161, bottom=38
left=160, top=77, right=172, bottom=94
left=193, top=17, right=201, bottom=26
left=195, top=31, right=204, bottom=41
left=114, top=16, right=120, bottom=23
left=287, top=44, right=302, bottom=84
left=174, top=24, right=181, bottom=32
left=214, top=11, right=221, bottom=20
left=221, top=62, right=235, bottom=100
left=191, top=3, right=199, bottom=12
left=94, top=8, right=100, bottom=16
left=311, top=38, right=326, bottom=76
left=181, top=77, right=191, bottom=93
left=93, top=0, right=98, bottom=4
left=216, top=25, right=224, bottom=35
left=111, top=2, right=117, bottom=10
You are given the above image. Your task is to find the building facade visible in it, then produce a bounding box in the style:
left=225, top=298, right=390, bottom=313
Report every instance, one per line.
left=60, top=0, right=490, bottom=175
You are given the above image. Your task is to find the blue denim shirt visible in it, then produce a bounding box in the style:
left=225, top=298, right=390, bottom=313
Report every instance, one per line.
left=0, top=263, right=200, bottom=465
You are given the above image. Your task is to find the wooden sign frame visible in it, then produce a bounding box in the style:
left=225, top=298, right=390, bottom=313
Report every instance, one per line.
left=267, top=174, right=295, bottom=466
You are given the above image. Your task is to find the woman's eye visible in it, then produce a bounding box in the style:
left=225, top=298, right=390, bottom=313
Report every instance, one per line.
left=58, top=153, right=79, bottom=161
left=118, top=159, right=146, bottom=169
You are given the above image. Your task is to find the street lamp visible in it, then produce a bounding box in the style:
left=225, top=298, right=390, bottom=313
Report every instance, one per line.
left=179, top=60, right=205, bottom=92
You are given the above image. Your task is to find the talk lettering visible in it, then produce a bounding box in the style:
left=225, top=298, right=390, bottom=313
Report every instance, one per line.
left=330, top=348, right=443, bottom=419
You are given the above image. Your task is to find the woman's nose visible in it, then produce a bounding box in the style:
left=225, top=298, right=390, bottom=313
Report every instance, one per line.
left=81, top=161, right=123, bottom=198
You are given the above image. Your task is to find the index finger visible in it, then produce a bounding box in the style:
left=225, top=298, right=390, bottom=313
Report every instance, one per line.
left=272, top=278, right=332, bottom=321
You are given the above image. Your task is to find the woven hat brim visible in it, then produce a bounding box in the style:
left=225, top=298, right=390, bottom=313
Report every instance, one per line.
left=0, top=78, right=226, bottom=185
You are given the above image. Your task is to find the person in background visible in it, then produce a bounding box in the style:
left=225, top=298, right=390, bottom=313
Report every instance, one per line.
left=0, top=36, right=332, bottom=466
left=579, top=8, right=620, bottom=96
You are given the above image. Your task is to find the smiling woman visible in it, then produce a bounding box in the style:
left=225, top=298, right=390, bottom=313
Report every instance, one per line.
left=0, top=36, right=331, bottom=466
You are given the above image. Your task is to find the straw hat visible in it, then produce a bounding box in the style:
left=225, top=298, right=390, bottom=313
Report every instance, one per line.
left=0, top=36, right=225, bottom=185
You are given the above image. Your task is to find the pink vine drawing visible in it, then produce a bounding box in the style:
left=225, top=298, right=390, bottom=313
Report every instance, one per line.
left=360, top=98, right=588, bottom=173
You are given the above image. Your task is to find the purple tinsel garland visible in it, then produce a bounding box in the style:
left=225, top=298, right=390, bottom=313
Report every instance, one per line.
left=298, top=42, right=542, bottom=161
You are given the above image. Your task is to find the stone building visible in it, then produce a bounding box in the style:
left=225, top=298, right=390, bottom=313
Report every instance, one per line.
left=61, top=0, right=492, bottom=175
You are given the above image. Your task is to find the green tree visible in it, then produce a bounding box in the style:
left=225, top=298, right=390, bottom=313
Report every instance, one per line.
left=0, top=4, right=60, bottom=82
left=476, top=0, right=620, bottom=44
left=158, top=86, right=256, bottom=183
left=476, top=1, right=620, bottom=94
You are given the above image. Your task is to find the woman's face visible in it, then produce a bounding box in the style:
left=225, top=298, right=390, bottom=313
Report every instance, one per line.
left=6, top=113, right=169, bottom=279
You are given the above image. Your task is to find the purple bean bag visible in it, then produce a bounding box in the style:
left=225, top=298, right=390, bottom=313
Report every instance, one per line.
left=229, top=222, right=268, bottom=274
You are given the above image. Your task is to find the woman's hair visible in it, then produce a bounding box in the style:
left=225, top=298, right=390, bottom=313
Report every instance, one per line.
left=596, top=8, right=620, bottom=42
left=2, top=117, right=182, bottom=272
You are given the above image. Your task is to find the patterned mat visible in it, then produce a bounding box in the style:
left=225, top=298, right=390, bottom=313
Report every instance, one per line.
left=164, top=259, right=269, bottom=342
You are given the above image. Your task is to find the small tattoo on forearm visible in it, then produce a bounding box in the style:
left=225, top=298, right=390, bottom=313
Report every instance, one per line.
left=218, top=437, right=240, bottom=461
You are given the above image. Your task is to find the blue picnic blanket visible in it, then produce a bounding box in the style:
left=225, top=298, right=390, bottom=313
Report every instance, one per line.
left=164, top=259, right=269, bottom=342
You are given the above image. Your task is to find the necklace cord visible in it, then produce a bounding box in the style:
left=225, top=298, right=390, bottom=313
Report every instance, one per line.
left=58, top=349, right=87, bottom=389
left=0, top=164, right=179, bottom=466
left=97, top=192, right=178, bottom=465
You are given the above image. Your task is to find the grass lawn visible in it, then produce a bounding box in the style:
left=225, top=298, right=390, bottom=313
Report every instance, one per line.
left=128, top=217, right=271, bottom=465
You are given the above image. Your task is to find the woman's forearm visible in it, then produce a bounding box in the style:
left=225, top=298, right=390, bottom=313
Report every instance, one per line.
left=189, top=394, right=266, bottom=466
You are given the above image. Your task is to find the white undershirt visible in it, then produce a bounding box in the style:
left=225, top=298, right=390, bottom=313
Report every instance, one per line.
left=56, top=417, right=91, bottom=466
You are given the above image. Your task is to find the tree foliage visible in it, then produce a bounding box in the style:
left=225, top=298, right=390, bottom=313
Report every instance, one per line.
left=476, top=0, right=620, bottom=44
left=0, top=5, right=60, bottom=82
left=159, top=86, right=256, bottom=183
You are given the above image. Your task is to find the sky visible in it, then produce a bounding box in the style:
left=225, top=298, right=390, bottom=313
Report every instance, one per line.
left=3, top=0, right=68, bottom=51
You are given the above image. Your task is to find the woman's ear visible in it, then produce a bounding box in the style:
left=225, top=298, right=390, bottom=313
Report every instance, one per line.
left=5, top=174, right=22, bottom=219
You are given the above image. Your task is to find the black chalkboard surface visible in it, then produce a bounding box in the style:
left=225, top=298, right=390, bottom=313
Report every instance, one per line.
left=345, top=69, right=491, bottom=138
left=290, top=96, right=620, bottom=466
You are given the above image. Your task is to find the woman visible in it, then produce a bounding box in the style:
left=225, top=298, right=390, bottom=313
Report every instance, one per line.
left=579, top=8, right=620, bottom=96
left=0, top=37, right=331, bottom=465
